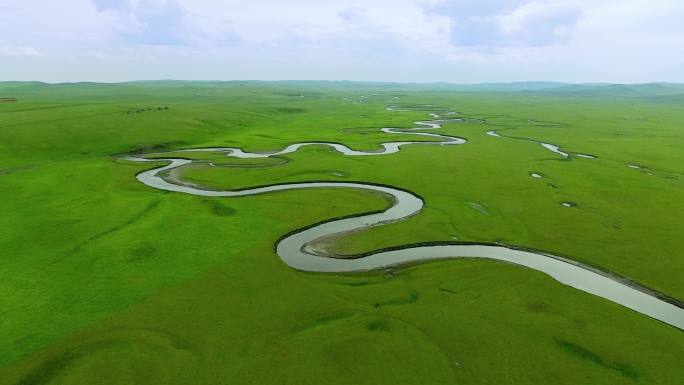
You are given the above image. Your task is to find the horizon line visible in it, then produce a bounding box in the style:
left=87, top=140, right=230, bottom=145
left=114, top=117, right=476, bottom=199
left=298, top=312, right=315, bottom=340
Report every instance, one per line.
left=1, top=79, right=683, bottom=86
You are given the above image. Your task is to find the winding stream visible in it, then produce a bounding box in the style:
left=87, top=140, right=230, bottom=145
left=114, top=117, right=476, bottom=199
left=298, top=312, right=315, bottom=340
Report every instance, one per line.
left=123, top=107, right=683, bottom=330
left=487, top=129, right=590, bottom=159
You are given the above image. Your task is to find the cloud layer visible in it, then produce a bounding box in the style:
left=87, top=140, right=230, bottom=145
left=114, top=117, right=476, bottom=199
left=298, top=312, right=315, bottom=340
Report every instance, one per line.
left=1, top=0, right=683, bottom=82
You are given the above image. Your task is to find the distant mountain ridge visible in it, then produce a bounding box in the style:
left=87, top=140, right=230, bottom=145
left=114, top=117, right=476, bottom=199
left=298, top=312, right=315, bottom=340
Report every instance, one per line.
left=529, top=82, right=684, bottom=97
left=1, top=80, right=683, bottom=99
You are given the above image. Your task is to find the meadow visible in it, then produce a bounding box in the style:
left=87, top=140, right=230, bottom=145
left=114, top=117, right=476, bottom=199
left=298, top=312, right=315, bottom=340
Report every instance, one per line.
left=1, top=81, right=682, bottom=384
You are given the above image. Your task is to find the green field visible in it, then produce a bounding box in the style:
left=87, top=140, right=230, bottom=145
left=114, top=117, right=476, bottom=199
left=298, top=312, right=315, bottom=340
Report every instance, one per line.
left=1, top=81, right=683, bottom=384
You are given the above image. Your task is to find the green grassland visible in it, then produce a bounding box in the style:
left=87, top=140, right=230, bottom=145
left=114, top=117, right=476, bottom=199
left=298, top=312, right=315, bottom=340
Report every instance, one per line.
left=0, top=81, right=682, bottom=384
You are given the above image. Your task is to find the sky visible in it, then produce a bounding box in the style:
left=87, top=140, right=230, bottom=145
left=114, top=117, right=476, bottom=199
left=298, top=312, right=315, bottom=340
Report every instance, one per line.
left=1, top=0, right=683, bottom=83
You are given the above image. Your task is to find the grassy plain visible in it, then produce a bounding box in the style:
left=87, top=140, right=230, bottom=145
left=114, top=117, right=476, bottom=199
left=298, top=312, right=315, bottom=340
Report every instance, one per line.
left=0, top=81, right=682, bottom=384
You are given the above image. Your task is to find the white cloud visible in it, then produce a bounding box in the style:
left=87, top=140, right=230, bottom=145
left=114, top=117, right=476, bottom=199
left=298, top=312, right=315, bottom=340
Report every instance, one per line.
left=0, top=0, right=683, bottom=82
left=442, top=0, right=684, bottom=82
left=0, top=45, right=43, bottom=57
left=496, top=1, right=581, bottom=42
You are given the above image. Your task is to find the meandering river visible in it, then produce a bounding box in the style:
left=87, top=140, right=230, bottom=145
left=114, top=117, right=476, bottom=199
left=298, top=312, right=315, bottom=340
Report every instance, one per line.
left=122, top=106, right=683, bottom=330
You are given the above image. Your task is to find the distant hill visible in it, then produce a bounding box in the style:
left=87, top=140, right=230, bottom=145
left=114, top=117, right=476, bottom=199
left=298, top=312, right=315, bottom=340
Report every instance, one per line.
left=0, top=80, right=569, bottom=92
left=530, top=82, right=684, bottom=98
left=446, top=82, right=569, bottom=92
left=1, top=80, right=683, bottom=101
